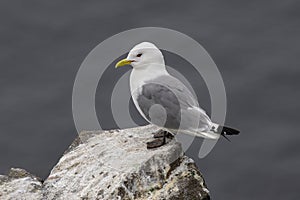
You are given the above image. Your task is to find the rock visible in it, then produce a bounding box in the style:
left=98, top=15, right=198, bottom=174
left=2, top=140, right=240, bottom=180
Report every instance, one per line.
left=0, top=125, right=210, bottom=200
left=0, top=168, right=43, bottom=200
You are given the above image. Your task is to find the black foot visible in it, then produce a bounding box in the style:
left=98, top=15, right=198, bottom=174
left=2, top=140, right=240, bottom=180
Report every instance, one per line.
left=153, top=130, right=174, bottom=139
left=147, top=138, right=166, bottom=149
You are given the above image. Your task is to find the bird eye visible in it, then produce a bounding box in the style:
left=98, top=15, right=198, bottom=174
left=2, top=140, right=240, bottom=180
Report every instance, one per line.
left=136, top=53, right=142, bottom=57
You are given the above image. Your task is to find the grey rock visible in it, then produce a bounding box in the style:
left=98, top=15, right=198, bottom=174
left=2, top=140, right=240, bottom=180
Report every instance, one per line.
left=0, top=168, right=43, bottom=200
left=0, top=125, right=210, bottom=200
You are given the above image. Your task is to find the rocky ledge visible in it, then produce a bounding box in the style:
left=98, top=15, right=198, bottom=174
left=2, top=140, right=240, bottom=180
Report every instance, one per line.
left=0, top=125, right=210, bottom=200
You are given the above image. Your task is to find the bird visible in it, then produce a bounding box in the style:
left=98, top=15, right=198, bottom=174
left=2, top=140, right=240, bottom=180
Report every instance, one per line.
left=115, top=42, right=239, bottom=148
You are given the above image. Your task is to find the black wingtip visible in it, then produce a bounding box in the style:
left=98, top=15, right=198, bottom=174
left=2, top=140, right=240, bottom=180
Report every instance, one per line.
left=221, top=126, right=240, bottom=135
left=219, top=126, right=239, bottom=141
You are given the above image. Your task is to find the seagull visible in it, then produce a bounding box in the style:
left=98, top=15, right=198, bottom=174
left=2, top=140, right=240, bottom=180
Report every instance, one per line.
left=115, top=42, right=239, bottom=148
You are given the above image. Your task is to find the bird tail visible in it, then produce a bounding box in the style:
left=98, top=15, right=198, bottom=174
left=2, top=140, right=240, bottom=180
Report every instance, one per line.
left=170, top=124, right=240, bottom=140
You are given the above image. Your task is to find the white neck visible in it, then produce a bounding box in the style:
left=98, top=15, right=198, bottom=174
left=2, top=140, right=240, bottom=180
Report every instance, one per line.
left=129, top=64, right=169, bottom=95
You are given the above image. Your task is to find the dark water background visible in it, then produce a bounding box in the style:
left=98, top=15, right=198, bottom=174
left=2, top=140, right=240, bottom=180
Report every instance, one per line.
left=0, top=1, right=299, bottom=199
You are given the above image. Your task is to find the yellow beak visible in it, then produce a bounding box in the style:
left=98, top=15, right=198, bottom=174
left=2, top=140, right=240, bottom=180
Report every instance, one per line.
left=115, top=59, right=133, bottom=68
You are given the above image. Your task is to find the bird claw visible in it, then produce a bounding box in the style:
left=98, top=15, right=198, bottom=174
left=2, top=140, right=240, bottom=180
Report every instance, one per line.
left=147, top=130, right=174, bottom=149
left=146, top=138, right=166, bottom=149
left=152, top=130, right=174, bottom=139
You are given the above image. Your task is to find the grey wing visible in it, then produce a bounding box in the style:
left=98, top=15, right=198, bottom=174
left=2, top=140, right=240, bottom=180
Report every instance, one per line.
left=136, top=75, right=212, bottom=131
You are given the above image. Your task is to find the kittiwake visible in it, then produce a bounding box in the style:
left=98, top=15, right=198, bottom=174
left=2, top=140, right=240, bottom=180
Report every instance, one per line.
left=115, top=42, right=239, bottom=148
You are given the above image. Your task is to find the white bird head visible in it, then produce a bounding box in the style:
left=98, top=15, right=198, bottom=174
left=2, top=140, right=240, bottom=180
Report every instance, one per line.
left=115, top=42, right=165, bottom=69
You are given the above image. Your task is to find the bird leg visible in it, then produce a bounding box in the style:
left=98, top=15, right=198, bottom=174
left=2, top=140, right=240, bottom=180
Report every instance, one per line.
left=147, top=130, right=174, bottom=149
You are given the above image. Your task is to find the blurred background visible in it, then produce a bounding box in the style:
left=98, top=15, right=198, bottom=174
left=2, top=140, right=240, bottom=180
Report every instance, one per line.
left=0, top=0, right=299, bottom=199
